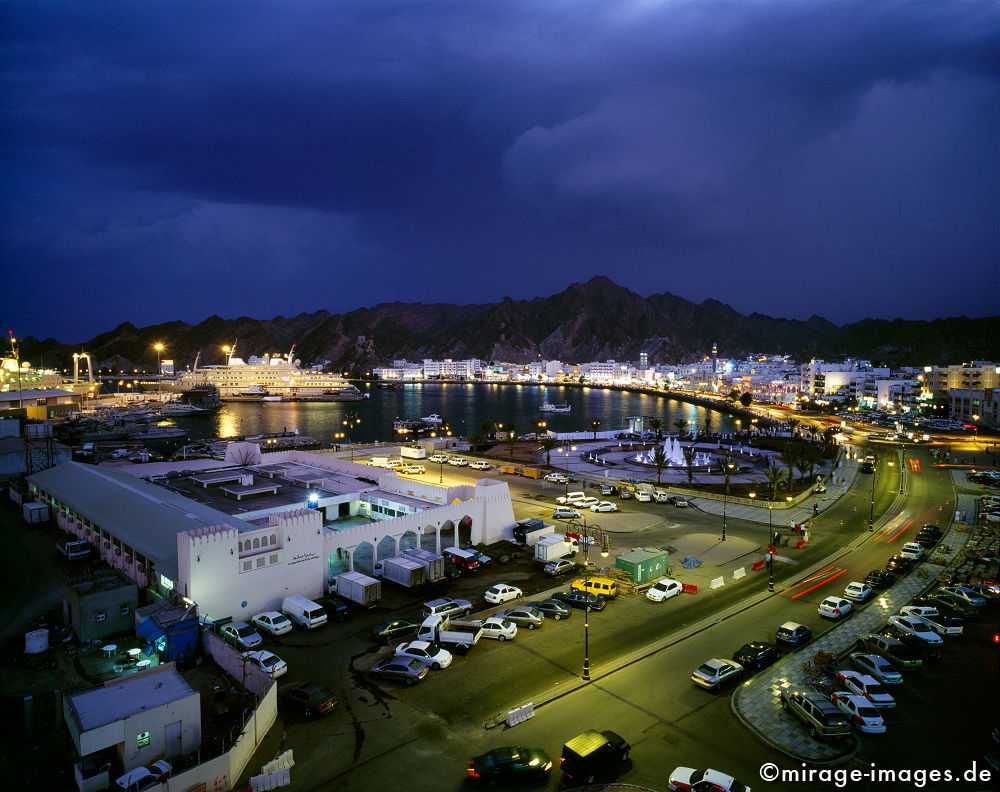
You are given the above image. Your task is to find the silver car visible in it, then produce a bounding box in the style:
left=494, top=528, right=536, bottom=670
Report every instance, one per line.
left=494, top=606, right=545, bottom=629
left=848, top=652, right=903, bottom=685
left=369, top=656, right=431, bottom=685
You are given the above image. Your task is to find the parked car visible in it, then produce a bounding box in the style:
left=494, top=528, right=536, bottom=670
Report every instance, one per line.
left=395, top=640, right=453, bottom=669
left=598, top=484, right=615, bottom=495
left=843, top=582, right=874, bottom=603
left=731, top=641, right=780, bottom=672
left=864, top=570, right=896, bottom=590
left=888, top=615, right=944, bottom=644
left=544, top=472, right=569, bottom=483
left=775, top=621, right=812, bottom=649
left=321, top=595, right=353, bottom=622
left=899, top=542, right=924, bottom=561
left=848, top=652, right=903, bottom=685
left=779, top=690, right=852, bottom=739
left=918, top=524, right=942, bottom=538
left=635, top=490, right=652, bottom=502
left=243, top=650, right=288, bottom=679
left=484, top=584, right=523, bottom=604
left=818, top=596, right=854, bottom=620
left=915, top=531, right=940, bottom=549
left=369, top=656, right=431, bottom=685
left=478, top=617, right=518, bottom=641
left=524, top=598, right=571, bottom=622
left=543, top=558, right=576, bottom=576
left=467, top=746, right=552, bottom=785
left=940, top=585, right=987, bottom=607
left=114, top=761, right=172, bottom=792
left=668, top=767, right=748, bottom=792
left=278, top=682, right=337, bottom=717
left=251, top=611, right=293, bottom=637
left=559, top=729, right=631, bottom=786
left=400, top=464, right=426, bottom=474
left=469, top=460, right=492, bottom=470
left=590, top=501, right=619, bottom=513
left=448, top=456, right=469, bottom=466
left=427, top=453, right=449, bottom=464
left=646, top=578, right=684, bottom=602
left=928, top=593, right=978, bottom=617
left=570, top=576, right=617, bottom=599
left=372, top=618, right=420, bottom=644
left=858, top=633, right=923, bottom=669
left=617, top=488, right=633, bottom=499
left=899, top=606, right=964, bottom=636
left=551, top=590, right=607, bottom=611
left=691, top=658, right=743, bottom=691
left=668, top=496, right=689, bottom=507
left=965, top=583, right=1000, bottom=602
left=886, top=555, right=915, bottom=573
left=830, top=691, right=886, bottom=734
left=835, top=670, right=896, bottom=708
left=221, top=621, right=264, bottom=651
left=495, top=606, right=545, bottom=629
left=553, top=506, right=581, bottom=519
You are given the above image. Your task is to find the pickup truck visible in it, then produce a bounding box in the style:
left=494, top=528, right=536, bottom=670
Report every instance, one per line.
left=417, top=614, right=482, bottom=654
left=58, top=539, right=91, bottom=561
left=422, top=597, right=473, bottom=619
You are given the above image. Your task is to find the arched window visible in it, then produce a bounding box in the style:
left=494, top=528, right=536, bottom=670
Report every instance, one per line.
left=270, top=534, right=277, bottom=546
left=238, top=541, right=244, bottom=552
left=253, top=538, right=260, bottom=549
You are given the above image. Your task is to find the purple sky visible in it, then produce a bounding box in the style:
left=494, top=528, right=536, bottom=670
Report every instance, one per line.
left=2, top=0, right=998, bottom=341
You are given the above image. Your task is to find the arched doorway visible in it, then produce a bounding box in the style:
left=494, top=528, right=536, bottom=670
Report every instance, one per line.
left=376, top=535, right=398, bottom=562
left=352, top=541, right=375, bottom=575
left=399, top=530, right=419, bottom=553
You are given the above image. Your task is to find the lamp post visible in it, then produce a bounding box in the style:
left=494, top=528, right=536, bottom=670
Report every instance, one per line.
left=868, top=448, right=878, bottom=531
left=152, top=342, right=165, bottom=400
left=343, top=412, right=361, bottom=461
left=564, top=517, right=609, bottom=682
left=721, top=452, right=735, bottom=542
left=591, top=419, right=601, bottom=440
left=748, top=491, right=775, bottom=592
left=556, top=445, right=577, bottom=500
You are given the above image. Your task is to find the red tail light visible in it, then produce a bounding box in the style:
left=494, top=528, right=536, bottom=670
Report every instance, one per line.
left=467, top=768, right=479, bottom=778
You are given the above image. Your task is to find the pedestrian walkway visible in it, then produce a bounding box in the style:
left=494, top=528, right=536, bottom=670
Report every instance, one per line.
left=731, top=494, right=975, bottom=764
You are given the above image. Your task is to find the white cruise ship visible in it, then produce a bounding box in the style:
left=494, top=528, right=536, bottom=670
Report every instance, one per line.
left=178, top=345, right=364, bottom=400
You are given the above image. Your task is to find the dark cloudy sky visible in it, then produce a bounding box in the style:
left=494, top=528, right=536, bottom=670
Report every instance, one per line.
left=2, top=1, right=998, bottom=341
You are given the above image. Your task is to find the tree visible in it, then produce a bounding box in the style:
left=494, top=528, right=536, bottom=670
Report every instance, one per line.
left=480, top=420, right=496, bottom=439
left=682, top=444, right=697, bottom=486
left=505, top=423, right=518, bottom=458
left=538, top=437, right=559, bottom=466
left=787, top=417, right=801, bottom=438
left=727, top=388, right=740, bottom=402
left=780, top=446, right=802, bottom=489
left=761, top=463, right=788, bottom=502
left=802, top=443, right=822, bottom=479
left=739, top=393, right=753, bottom=408
left=703, top=412, right=713, bottom=436
left=796, top=457, right=813, bottom=489
left=467, top=432, right=485, bottom=452
left=652, top=446, right=669, bottom=484
left=648, top=418, right=664, bottom=441
left=821, top=427, right=838, bottom=452
left=673, top=418, right=689, bottom=438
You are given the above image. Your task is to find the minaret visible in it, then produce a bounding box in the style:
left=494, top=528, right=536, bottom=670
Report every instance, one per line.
left=711, top=343, right=719, bottom=390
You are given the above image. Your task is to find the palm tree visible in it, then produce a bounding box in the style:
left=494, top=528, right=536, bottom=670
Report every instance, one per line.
left=673, top=418, right=689, bottom=438
left=795, top=457, right=812, bottom=489
left=787, top=417, right=801, bottom=439
left=505, top=423, right=518, bottom=458
left=821, top=427, right=838, bottom=452
left=480, top=420, right=496, bottom=440
left=761, top=463, right=788, bottom=502
left=802, top=443, right=822, bottom=480
left=652, top=446, right=669, bottom=484
left=682, top=444, right=697, bottom=486
left=538, top=437, right=559, bottom=466
left=648, top=418, right=664, bottom=441
left=780, top=446, right=801, bottom=489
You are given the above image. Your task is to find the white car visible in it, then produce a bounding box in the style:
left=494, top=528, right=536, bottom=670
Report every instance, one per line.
left=646, top=578, right=684, bottom=602
left=114, top=760, right=172, bottom=792
left=556, top=492, right=586, bottom=505
left=544, top=472, right=569, bottom=483
left=888, top=615, right=944, bottom=644
left=939, top=586, right=987, bottom=607
left=835, top=670, right=896, bottom=708
left=843, top=582, right=874, bottom=603
left=243, top=650, right=288, bottom=679
left=552, top=507, right=581, bottom=519
left=635, top=491, right=652, bottom=502
left=575, top=497, right=601, bottom=509
left=384, top=458, right=405, bottom=469
left=447, top=457, right=469, bottom=466
left=478, top=617, right=518, bottom=641
left=400, top=464, right=426, bottom=474
left=484, top=584, right=523, bottom=604
left=395, top=640, right=453, bottom=669
left=590, top=501, right=619, bottom=512
left=427, top=453, right=449, bottom=464
left=252, top=611, right=294, bottom=636
left=830, top=691, right=886, bottom=734
left=899, top=605, right=964, bottom=635
left=818, top=596, right=854, bottom=620
left=667, top=767, right=747, bottom=792
left=469, top=460, right=492, bottom=470
left=899, top=542, right=924, bottom=560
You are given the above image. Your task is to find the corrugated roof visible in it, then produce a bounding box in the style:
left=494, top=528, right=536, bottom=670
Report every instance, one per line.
left=67, top=664, right=196, bottom=731
left=28, top=462, right=254, bottom=579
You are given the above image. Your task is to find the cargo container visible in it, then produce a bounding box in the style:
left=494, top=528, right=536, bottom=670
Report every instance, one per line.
left=615, top=547, right=670, bottom=584
left=331, top=571, right=382, bottom=606
left=373, top=556, right=427, bottom=589
left=400, top=445, right=427, bottom=459
left=22, top=502, right=49, bottom=524
left=521, top=467, right=544, bottom=479
left=534, top=533, right=577, bottom=562
left=401, top=547, right=446, bottom=582
left=500, top=464, right=521, bottom=475
left=512, top=518, right=545, bottom=544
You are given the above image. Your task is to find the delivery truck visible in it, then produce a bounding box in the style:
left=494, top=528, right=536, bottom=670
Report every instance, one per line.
left=400, top=445, right=427, bottom=459
left=401, top=547, right=446, bottom=582
left=373, top=556, right=426, bottom=589
left=417, top=614, right=483, bottom=654
left=330, top=571, right=382, bottom=606
left=533, top=533, right=578, bottom=562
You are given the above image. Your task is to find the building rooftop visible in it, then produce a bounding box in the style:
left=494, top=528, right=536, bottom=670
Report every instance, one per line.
left=66, top=663, right=195, bottom=732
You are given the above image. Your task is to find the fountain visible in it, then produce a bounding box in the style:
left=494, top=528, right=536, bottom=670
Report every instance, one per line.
left=632, top=435, right=715, bottom=468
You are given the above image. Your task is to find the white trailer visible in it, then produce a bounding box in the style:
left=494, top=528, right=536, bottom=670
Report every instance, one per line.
left=374, top=557, right=427, bottom=589
left=401, top=547, right=446, bottom=582
left=533, top=533, right=578, bottom=562
left=331, top=571, right=382, bottom=606
left=400, top=445, right=427, bottom=459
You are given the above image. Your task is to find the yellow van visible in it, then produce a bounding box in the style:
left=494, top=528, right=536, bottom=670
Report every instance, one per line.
left=570, top=576, right=618, bottom=599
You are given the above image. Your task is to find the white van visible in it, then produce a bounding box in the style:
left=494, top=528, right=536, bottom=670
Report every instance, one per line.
left=556, top=491, right=587, bottom=505
left=369, top=456, right=392, bottom=468
left=281, top=595, right=328, bottom=630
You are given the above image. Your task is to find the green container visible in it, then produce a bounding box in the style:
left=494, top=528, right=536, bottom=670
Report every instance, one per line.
left=615, top=547, right=670, bottom=584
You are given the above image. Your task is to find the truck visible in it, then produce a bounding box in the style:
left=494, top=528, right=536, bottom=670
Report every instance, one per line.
left=416, top=614, right=482, bottom=654
left=373, top=556, right=427, bottom=589
left=330, top=571, right=382, bottom=607
left=400, top=445, right=427, bottom=459
left=442, top=546, right=481, bottom=571
left=521, top=467, right=544, bottom=479
left=512, top=518, right=546, bottom=544
left=534, top=533, right=577, bottom=562
left=57, top=538, right=92, bottom=561
left=499, top=464, right=521, bottom=475
left=22, top=502, right=50, bottom=524
left=401, top=547, right=446, bottom=582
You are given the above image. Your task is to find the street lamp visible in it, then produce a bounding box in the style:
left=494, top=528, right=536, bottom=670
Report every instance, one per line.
left=564, top=517, right=609, bottom=682
left=556, top=445, right=577, bottom=499
left=153, top=343, right=165, bottom=400
left=748, top=491, right=775, bottom=592
left=868, top=449, right=878, bottom=531
left=342, top=412, right=361, bottom=461
left=591, top=419, right=601, bottom=440
left=721, top=453, right=735, bottom=542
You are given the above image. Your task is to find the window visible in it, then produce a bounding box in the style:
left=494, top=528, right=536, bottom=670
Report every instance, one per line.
left=269, top=554, right=278, bottom=565
left=270, top=534, right=277, bottom=545
left=95, top=610, right=106, bottom=623
left=136, top=731, right=150, bottom=749
left=238, top=541, right=244, bottom=552
left=253, top=538, right=260, bottom=549
left=119, top=603, right=130, bottom=617
left=242, top=560, right=252, bottom=572
left=256, top=557, right=266, bottom=568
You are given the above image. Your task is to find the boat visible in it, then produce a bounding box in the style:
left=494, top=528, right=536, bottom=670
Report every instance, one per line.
left=420, top=414, right=444, bottom=425
left=177, top=343, right=364, bottom=400
left=161, top=401, right=210, bottom=415
left=540, top=401, right=571, bottom=413
left=262, top=395, right=283, bottom=402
